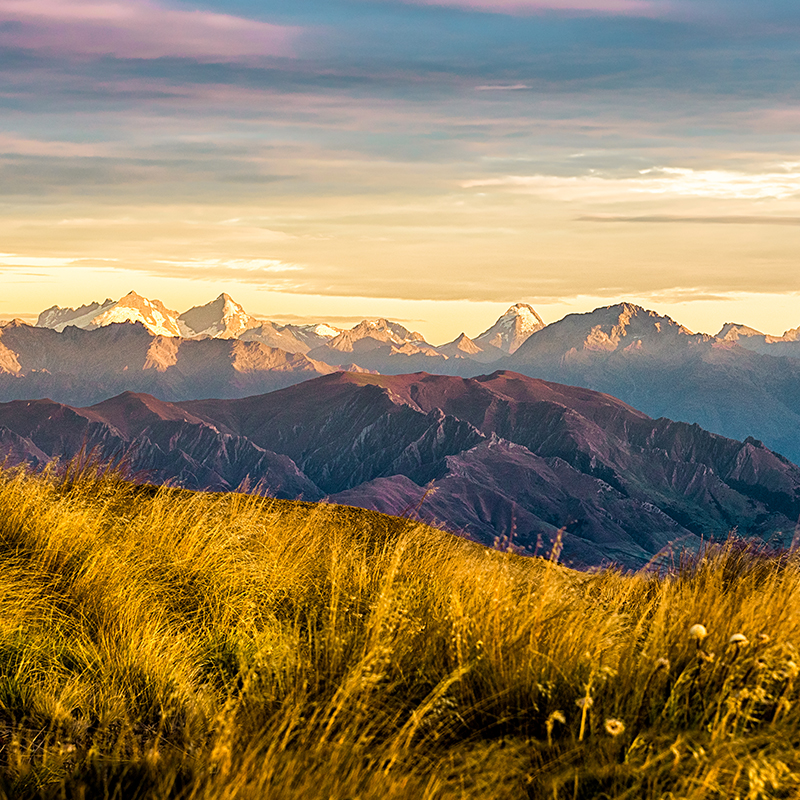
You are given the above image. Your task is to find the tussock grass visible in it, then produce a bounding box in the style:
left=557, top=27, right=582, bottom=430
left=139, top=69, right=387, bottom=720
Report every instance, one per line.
left=1, top=462, right=800, bottom=798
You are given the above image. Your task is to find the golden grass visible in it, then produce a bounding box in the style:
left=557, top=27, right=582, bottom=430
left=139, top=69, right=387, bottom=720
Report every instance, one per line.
left=1, top=461, right=800, bottom=799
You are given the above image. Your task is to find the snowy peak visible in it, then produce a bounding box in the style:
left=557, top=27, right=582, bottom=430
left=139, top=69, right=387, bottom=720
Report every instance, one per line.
left=37, top=299, right=116, bottom=332
left=37, top=292, right=183, bottom=337
left=87, top=291, right=182, bottom=337
left=475, top=303, right=545, bottom=354
left=325, top=318, right=428, bottom=353
left=445, top=333, right=483, bottom=355
left=178, top=293, right=258, bottom=339
left=512, top=302, right=706, bottom=361
left=715, top=323, right=767, bottom=342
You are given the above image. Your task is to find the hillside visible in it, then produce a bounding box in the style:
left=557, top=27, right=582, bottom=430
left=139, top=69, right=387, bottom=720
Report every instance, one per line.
left=2, top=370, right=799, bottom=569
left=1, top=463, right=800, bottom=799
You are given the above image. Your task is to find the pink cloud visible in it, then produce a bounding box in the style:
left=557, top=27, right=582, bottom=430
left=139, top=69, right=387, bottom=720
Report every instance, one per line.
left=392, top=0, right=672, bottom=15
left=0, top=0, right=299, bottom=60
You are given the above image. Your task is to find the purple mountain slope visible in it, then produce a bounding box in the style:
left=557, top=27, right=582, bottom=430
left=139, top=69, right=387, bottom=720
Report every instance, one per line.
left=2, top=368, right=800, bottom=568
left=179, top=371, right=800, bottom=567
left=0, top=393, right=321, bottom=499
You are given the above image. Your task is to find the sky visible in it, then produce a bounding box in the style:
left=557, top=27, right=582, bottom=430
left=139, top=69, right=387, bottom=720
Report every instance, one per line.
left=3, top=0, right=800, bottom=343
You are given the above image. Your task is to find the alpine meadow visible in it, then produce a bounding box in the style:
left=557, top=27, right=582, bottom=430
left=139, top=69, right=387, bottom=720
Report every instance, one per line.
left=1, top=459, right=800, bottom=799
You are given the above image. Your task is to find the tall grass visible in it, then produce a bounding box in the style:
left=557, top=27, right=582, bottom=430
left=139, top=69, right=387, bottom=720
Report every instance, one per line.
left=1, top=461, right=800, bottom=798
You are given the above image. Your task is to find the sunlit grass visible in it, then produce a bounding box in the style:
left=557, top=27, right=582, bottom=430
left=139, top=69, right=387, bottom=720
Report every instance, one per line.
left=1, top=460, right=799, bottom=798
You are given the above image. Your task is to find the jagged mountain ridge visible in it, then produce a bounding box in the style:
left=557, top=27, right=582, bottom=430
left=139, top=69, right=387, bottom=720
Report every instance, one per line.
left=37, top=292, right=184, bottom=337
left=2, top=370, right=799, bottom=569
left=35, top=293, right=541, bottom=360
left=0, top=320, right=364, bottom=405
left=0, top=393, right=321, bottom=498
left=14, top=296, right=800, bottom=463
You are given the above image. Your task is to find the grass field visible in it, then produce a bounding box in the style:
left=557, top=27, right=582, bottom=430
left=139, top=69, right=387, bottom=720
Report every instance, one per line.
left=1, top=460, right=800, bottom=799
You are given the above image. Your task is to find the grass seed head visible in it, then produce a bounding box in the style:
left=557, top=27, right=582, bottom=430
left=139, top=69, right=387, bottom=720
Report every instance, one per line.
left=604, top=718, right=625, bottom=737
left=728, top=633, right=748, bottom=647
left=689, top=623, right=708, bottom=641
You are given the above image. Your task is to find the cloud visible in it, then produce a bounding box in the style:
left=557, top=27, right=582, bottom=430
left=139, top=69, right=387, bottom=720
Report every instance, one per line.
left=475, top=84, right=531, bottom=91
left=462, top=165, right=800, bottom=201
left=155, top=258, right=303, bottom=274
left=579, top=214, right=800, bottom=225
left=0, top=0, right=299, bottom=61
left=386, top=0, right=672, bottom=17
left=0, top=253, right=85, bottom=267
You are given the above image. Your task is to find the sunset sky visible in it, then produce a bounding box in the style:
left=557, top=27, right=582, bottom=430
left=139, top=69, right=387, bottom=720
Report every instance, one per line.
left=3, top=0, right=800, bottom=342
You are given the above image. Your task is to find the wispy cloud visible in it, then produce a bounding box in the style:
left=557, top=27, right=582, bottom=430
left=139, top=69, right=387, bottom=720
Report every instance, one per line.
left=580, top=214, right=800, bottom=225
left=463, top=165, right=800, bottom=201
left=0, top=0, right=300, bottom=61
left=475, top=84, right=531, bottom=91
left=387, top=0, right=673, bottom=17
left=155, top=258, right=303, bottom=274
left=0, top=253, right=96, bottom=267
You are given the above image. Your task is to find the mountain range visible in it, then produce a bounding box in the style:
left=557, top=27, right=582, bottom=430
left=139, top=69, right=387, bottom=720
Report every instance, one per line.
left=4, top=293, right=800, bottom=465
left=1, top=370, right=798, bottom=569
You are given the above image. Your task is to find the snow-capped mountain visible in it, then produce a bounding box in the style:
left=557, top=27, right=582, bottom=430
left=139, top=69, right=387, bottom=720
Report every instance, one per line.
left=276, top=323, right=343, bottom=351
left=715, top=323, right=769, bottom=342
left=178, top=293, right=258, bottom=339
left=37, top=291, right=183, bottom=337
left=474, top=303, right=545, bottom=354
left=36, top=299, right=117, bottom=332
left=512, top=302, right=705, bottom=360
left=437, top=333, right=503, bottom=362
left=322, top=319, right=427, bottom=353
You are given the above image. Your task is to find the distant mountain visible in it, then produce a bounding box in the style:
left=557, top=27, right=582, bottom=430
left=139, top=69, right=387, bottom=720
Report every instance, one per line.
left=238, top=321, right=315, bottom=353
left=16, top=294, right=800, bottom=464
left=316, top=319, right=426, bottom=353
left=38, top=291, right=184, bottom=337
left=437, top=333, right=503, bottom=362
left=715, top=322, right=771, bottom=343
left=712, top=322, right=800, bottom=358
left=475, top=303, right=545, bottom=354
left=0, top=320, right=362, bottom=406
left=239, top=321, right=345, bottom=354
left=34, top=292, right=547, bottom=369
left=3, top=370, right=800, bottom=569
left=178, top=293, right=259, bottom=338
left=306, top=308, right=543, bottom=372
left=506, top=303, right=800, bottom=463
